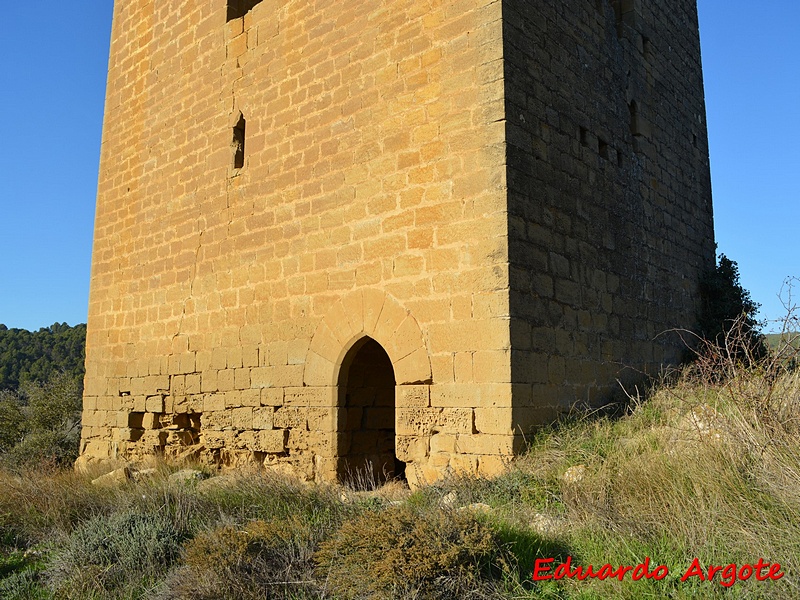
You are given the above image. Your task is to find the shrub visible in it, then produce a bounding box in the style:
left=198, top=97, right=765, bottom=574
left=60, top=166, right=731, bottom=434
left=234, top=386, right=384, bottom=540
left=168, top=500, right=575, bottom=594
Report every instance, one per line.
left=315, top=503, right=509, bottom=600
left=194, top=471, right=345, bottom=524
left=161, top=515, right=325, bottom=600
left=46, top=511, right=187, bottom=598
left=509, top=364, right=800, bottom=599
left=6, top=430, right=80, bottom=470
left=22, top=372, right=82, bottom=435
left=0, top=372, right=82, bottom=470
left=0, top=392, right=26, bottom=453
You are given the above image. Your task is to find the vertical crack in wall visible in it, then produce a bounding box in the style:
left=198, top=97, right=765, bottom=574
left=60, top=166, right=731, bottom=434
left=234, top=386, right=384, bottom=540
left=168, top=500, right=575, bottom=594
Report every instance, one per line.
left=220, top=180, right=242, bottom=325
left=175, top=217, right=204, bottom=340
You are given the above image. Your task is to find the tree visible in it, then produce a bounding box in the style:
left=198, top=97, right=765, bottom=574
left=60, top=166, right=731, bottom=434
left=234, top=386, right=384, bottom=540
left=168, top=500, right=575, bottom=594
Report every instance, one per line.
left=0, top=323, right=86, bottom=391
left=0, top=372, right=83, bottom=468
left=698, top=254, right=766, bottom=363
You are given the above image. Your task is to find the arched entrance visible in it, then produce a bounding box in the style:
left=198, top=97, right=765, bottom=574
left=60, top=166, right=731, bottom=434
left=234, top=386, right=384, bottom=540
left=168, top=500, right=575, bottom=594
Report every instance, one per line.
left=337, top=337, right=404, bottom=486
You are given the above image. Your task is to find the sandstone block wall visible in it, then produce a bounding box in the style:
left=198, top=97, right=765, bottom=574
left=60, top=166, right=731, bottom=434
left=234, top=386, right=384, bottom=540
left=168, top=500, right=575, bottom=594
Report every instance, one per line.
left=81, top=0, right=713, bottom=485
left=504, top=0, right=715, bottom=430
left=83, top=0, right=514, bottom=486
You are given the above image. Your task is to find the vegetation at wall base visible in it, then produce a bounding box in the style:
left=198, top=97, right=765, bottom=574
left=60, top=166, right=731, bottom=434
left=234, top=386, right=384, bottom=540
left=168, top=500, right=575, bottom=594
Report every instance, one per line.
left=1, top=329, right=798, bottom=599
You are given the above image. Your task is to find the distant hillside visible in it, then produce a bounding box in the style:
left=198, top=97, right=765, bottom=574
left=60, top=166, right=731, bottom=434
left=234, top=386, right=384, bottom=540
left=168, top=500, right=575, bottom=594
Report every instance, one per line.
left=765, top=332, right=800, bottom=351
left=0, top=323, right=86, bottom=390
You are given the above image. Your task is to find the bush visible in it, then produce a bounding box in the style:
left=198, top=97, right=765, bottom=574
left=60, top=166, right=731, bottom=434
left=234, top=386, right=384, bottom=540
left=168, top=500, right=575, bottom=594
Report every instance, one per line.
left=23, top=372, right=82, bottom=434
left=315, top=504, right=509, bottom=600
left=507, top=361, right=800, bottom=599
left=162, top=515, right=324, bottom=600
left=0, top=372, right=82, bottom=470
left=46, top=511, right=187, bottom=598
left=194, top=471, right=341, bottom=523
left=0, top=393, right=26, bottom=454
left=6, top=430, right=81, bottom=470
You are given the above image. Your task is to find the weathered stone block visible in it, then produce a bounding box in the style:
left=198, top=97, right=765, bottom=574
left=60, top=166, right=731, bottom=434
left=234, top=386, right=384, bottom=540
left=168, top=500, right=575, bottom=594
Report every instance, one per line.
left=145, top=396, right=164, bottom=414
left=256, top=429, right=288, bottom=453
left=203, top=411, right=232, bottom=429
left=202, top=430, right=235, bottom=450
left=396, top=385, right=430, bottom=408
left=231, top=407, right=253, bottom=429
left=142, top=413, right=161, bottom=429
left=261, top=388, right=284, bottom=407
left=474, top=407, right=513, bottom=435
left=185, top=374, right=201, bottom=394
left=274, top=406, right=307, bottom=429
left=429, top=433, right=456, bottom=454
left=217, top=369, right=235, bottom=392
left=306, top=407, right=334, bottom=432
left=252, top=407, right=274, bottom=430
left=396, top=408, right=440, bottom=436
left=203, top=394, right=226, bottom=412
left=438, top=408, right=474, bottom=434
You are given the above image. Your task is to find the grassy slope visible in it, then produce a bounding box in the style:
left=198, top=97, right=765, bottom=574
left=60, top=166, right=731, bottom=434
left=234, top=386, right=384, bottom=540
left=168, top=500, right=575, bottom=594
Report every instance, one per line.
left=1, top=362, right=799, bottom=599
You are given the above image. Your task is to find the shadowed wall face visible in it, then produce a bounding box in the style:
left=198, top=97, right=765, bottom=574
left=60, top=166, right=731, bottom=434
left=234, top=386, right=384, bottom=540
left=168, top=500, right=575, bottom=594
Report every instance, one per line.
left=503, top=0, right=715, bottom=428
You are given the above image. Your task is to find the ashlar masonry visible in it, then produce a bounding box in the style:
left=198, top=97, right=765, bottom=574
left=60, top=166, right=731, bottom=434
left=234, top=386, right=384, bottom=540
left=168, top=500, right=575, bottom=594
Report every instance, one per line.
left=80, top=0, right=715, bottom=486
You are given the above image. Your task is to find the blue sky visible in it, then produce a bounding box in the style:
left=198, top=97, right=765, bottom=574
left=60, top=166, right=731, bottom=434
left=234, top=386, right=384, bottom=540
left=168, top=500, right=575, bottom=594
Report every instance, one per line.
left=698, top=0, right=800, bottom=331
left=0, top=1, right=797, bottom=332
left=0, top=2, right=113, bottom=331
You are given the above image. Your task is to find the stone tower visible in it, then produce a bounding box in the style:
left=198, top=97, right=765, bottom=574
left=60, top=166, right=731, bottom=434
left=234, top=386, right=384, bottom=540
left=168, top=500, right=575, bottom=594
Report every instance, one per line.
left=81, top=0, right=714, bottom=486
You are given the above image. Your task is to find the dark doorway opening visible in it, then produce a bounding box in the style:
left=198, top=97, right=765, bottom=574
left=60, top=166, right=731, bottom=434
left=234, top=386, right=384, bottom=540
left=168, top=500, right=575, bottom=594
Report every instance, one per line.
left=337, top=337, right=404, bottom=487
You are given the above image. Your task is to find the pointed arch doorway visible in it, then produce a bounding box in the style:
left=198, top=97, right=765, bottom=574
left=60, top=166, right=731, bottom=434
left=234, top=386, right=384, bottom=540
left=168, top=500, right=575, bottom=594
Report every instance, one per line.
left=337, top=336, right=405, bottom=486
